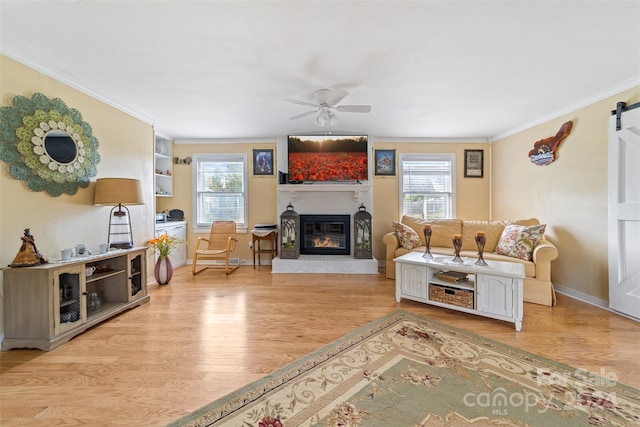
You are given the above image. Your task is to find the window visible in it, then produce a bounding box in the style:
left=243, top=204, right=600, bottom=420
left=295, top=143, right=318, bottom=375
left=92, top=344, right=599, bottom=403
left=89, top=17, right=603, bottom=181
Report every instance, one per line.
left=193, top=153, right=248, bottom=229
left=399, top=153, right=455, bottom=219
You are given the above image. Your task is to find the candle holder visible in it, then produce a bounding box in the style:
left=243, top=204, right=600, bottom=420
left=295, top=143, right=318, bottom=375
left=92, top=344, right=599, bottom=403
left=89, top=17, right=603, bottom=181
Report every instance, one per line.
left=422, top=227, right=433, bottom=259
left=475, top=234, right=488, bottom=266
left=451, top=235, right=463, bottom=263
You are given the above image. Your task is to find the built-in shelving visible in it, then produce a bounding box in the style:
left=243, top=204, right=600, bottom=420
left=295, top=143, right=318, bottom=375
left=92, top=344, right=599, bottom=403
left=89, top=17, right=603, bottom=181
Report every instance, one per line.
left=155, top=135, right=173, bottom=197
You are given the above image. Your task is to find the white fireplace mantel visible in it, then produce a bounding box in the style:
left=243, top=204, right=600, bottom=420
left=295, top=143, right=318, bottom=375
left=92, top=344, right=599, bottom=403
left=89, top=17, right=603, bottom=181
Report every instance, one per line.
left=277, top=183, right=371, bottom=201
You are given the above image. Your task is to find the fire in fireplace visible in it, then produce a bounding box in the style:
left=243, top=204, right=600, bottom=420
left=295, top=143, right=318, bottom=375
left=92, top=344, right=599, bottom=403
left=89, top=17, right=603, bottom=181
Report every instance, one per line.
left=300, top=214, right=350, bottom=255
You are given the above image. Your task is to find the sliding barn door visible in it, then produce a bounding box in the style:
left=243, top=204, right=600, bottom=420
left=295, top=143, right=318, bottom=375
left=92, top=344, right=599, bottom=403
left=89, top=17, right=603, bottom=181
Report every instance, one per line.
left=608, top=102, right=640, bottom=320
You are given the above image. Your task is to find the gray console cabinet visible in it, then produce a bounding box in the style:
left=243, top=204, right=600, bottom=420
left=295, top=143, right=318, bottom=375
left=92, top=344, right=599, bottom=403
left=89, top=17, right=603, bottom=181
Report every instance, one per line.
left=2, top=247, right=148, bottom=351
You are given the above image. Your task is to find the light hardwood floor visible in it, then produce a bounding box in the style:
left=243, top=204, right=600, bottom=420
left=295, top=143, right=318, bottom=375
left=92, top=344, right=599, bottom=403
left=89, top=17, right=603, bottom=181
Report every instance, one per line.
left=1, top=265, right=639, bottom=426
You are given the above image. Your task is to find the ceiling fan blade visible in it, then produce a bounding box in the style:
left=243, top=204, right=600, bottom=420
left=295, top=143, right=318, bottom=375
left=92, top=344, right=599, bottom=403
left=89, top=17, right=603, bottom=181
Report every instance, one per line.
left=336, top=105, right=371, bottom=113
left=289, top=110, right=318, bottom=120
left=284, top=98, right=319, bottom=108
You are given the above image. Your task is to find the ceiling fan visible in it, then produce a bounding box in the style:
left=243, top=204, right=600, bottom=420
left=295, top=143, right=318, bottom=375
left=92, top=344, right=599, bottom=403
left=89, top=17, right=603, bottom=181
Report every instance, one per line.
left=285, top=88, right=371, bottom=127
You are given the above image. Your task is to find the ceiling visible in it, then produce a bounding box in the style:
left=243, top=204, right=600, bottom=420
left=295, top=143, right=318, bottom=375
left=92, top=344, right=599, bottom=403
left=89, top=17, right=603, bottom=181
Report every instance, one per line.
left=1, top=1, right=639, bottom=141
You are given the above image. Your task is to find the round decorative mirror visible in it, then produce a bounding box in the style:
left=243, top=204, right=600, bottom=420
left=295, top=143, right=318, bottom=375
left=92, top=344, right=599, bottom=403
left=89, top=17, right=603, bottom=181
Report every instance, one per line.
left=0, top=93, right=100, bottom=196
left=44, top=130, right=78, bottom=165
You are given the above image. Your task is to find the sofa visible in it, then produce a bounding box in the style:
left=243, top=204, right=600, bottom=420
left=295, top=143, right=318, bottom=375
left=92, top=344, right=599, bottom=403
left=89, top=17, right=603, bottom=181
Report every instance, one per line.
left=383, top=216, right=559, bottom=306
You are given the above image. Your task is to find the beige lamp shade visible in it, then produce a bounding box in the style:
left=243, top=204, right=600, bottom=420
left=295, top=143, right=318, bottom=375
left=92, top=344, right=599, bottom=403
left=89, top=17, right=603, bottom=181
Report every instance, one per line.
left=94, top=178, right=144, bottom=206
left=94, top=178, right=143, bottom=249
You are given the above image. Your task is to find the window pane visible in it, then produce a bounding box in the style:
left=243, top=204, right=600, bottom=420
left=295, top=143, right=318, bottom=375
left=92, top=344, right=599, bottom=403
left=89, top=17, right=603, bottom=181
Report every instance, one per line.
left=195, top=155, right=246, bottom=227
left=196, top=193, right=245, bottom=224
left=401, top=156, right=454, bottom=220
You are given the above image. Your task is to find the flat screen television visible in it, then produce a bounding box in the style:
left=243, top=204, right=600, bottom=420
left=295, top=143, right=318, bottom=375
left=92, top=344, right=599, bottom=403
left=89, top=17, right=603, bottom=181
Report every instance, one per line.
left=287, top=135, right=368, bottom=182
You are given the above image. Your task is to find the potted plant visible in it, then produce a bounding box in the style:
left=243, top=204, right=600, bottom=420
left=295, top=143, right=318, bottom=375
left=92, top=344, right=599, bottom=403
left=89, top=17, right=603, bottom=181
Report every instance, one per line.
left=147, top=233, right=183, bottom=285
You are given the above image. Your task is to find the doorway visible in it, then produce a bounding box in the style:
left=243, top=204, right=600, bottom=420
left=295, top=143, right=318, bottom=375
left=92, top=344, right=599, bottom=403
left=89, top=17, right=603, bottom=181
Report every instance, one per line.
left=608, top=101, right=640, bottom=319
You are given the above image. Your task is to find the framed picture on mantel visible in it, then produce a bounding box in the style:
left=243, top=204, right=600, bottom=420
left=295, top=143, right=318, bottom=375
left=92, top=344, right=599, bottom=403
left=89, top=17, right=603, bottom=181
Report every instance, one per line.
left=464, top=149, right=484, bottom=178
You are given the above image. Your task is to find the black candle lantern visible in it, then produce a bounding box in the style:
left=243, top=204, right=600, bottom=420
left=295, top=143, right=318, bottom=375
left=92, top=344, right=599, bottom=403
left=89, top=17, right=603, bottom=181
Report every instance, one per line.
left=354, top=204, right=372, bottom=259
left=280, top=203, right=300, bottom=259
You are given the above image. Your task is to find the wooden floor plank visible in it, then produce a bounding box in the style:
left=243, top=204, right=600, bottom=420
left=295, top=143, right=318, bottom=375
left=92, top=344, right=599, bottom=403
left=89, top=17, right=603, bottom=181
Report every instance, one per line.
left=1, top=265, right=639, bottom=426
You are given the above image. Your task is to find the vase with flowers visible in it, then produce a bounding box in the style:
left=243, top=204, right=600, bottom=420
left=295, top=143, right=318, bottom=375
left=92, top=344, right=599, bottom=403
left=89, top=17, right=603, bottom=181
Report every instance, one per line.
left=147, top=233, right=183, bottom=285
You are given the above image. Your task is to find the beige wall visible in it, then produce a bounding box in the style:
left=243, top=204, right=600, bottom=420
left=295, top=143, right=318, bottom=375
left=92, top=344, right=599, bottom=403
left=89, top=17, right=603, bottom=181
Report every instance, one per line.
left=156, top=142, right=278, bottom=261
left=160, top=141, right=490, bottom=263
left=0, top=55, right=156, bottom=336
left=371, top=142, right=491, bottom=261
left=491, top=86, right=640, bottom=302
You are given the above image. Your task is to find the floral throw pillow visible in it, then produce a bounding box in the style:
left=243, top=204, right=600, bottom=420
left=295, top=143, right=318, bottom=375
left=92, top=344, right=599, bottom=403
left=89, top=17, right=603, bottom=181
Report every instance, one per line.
left=495, top=224, right=546, bottom=261
left=393, top=221, right=421, bottom=250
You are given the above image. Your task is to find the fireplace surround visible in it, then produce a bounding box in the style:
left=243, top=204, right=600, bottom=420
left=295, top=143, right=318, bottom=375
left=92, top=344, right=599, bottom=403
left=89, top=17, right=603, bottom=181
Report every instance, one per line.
left=273, top=179, right=378, bottom=274
left=300, top=214, right=350, bottom=255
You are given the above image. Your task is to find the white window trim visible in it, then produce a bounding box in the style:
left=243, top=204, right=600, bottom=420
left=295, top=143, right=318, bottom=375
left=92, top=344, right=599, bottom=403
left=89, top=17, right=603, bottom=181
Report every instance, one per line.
left=192, top=153, right=249, bottom=235
left=398, top=153, right=456, bottom=219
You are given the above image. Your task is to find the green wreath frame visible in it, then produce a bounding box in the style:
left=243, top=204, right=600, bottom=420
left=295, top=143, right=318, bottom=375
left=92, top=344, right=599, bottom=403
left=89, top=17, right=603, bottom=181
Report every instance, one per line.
left=0, top=92, right=100, bottom=196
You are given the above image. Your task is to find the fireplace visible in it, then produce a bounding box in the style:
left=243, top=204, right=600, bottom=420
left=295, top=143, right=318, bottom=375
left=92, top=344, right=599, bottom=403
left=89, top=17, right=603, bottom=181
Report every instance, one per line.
left=300, top=214, right=350, bottom=255
left=273, top=183, right=378, bottom=273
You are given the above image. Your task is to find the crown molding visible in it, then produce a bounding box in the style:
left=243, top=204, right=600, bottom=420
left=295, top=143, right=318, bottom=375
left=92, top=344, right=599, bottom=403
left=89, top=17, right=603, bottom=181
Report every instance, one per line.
left=490, top=76, right=640, bottom=142
left=1, top=49, right=155, bottom=125
left=174, top=137, right=278, bottom=145
left=371, top=136, right=489, bottom=144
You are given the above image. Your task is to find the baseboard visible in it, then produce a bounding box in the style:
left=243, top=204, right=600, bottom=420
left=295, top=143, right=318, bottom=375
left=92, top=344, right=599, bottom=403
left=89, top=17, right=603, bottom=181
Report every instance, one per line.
left=554, top=283, right=640, bottom=322
left=554, top=283, right=608, bottom=308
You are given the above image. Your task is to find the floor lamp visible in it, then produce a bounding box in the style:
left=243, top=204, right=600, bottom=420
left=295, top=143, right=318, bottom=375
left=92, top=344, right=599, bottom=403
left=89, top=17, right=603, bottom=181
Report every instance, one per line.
left=94, top=178, right=144, bottom=249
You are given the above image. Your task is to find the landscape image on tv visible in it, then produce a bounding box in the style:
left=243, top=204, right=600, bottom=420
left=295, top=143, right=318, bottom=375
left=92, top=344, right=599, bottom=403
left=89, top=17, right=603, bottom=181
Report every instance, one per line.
left=287, top=135, right=368, bottom=182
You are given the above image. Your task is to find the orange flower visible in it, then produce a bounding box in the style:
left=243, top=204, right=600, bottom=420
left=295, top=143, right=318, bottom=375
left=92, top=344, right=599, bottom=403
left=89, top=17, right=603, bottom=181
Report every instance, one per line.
left=147, top=233, right=182, bottom=257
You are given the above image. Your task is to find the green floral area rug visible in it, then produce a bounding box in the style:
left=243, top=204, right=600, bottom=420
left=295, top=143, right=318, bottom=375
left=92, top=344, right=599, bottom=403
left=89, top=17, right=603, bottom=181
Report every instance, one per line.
left=168, top=310, right=640, bottom=427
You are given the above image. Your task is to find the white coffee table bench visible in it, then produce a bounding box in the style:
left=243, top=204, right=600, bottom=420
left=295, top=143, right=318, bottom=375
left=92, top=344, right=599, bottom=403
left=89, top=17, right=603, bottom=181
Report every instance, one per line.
left=394, top=252, right=525, bottom=331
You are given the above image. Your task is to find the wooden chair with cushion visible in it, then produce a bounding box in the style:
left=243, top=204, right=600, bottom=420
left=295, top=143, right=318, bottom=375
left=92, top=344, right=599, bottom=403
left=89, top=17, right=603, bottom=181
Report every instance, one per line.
left=192, top=220, right=239, bottom=275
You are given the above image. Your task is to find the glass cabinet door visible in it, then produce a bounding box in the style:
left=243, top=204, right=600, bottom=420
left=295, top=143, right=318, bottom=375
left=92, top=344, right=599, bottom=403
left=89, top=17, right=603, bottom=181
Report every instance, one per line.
left=54, top=265, right=86, bottom=336
left=128, top=252, right=146, bottom=302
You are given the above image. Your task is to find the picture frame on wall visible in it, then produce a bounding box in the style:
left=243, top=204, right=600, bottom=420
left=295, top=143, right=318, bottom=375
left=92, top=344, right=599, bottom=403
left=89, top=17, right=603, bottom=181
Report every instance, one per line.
left=253, top=149, right=274, bottom=176
left=464, top=149, right=484, bottom=178
left=374, top=149, right=396, bottom=176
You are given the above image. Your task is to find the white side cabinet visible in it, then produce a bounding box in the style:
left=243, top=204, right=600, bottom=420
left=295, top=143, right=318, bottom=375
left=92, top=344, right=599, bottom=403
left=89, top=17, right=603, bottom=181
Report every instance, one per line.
left=398, top=262, right=428, bottom=300
left=154, top=135, right=173, bottom=197
left=394, top=252, right=524, bottom=331
left=476, top=274, right=515, bottom=318
left=155, top=221, right=187, bottom=267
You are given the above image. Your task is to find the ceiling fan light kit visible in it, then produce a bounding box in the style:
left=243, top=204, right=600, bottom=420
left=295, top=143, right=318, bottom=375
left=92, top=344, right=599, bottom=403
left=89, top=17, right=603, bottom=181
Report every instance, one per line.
left=314, top=108, right=339, bottom=127
left=286, top=88, right=371, bottom=127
